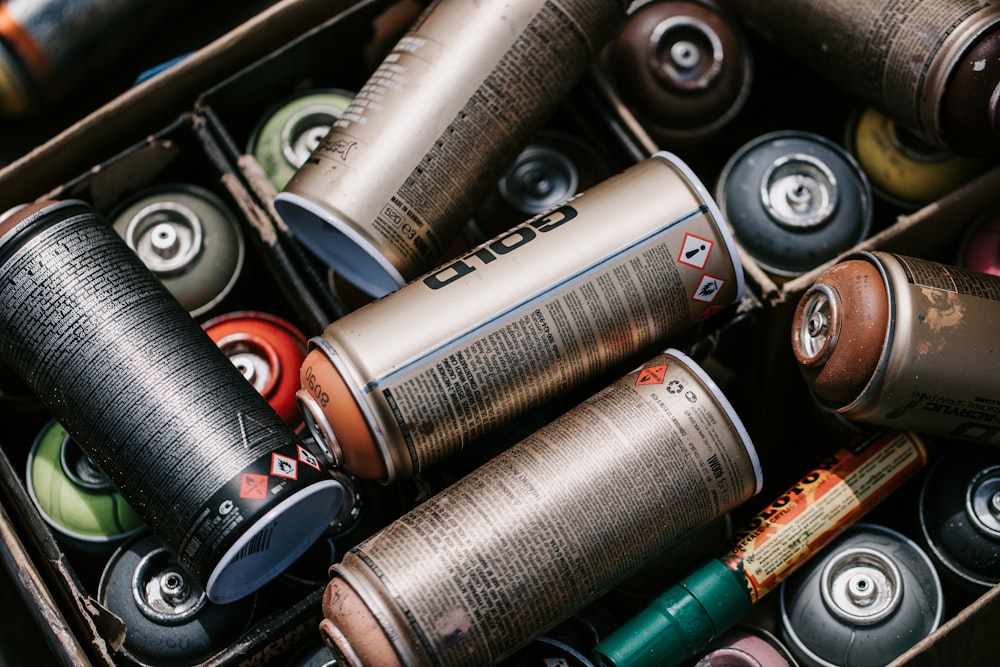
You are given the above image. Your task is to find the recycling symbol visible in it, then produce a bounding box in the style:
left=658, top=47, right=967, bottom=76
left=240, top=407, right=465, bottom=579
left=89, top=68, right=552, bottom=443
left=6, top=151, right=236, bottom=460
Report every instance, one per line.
left=666, top=380, right=684, bottom=394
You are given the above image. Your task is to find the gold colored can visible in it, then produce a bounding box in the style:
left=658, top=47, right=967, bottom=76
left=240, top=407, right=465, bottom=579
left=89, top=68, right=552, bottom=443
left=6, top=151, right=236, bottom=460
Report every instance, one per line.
left=298, top=152, right=745, bottom=482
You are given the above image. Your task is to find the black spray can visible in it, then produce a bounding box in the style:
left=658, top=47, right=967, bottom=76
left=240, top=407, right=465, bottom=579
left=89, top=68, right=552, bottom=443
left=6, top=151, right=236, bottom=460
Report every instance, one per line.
left=778, top=523, right=944, bottom=667
left=0, top=200, right=343, bottom=604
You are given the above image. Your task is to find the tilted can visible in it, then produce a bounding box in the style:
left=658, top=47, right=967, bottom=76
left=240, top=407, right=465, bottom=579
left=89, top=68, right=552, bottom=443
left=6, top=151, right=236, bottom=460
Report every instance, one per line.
left=791, top=250, right=1000, bottom=444
left=318, top=348, right=763, bottom=667
left=717, top=0, right=1000, bottom=156
left=298, top=151, right=745, bottom=482
left=778, top=523, right=943, bottom=667
left=0, top=200, right=343, bottom=604
left=274, top=0, right=629, bottom=298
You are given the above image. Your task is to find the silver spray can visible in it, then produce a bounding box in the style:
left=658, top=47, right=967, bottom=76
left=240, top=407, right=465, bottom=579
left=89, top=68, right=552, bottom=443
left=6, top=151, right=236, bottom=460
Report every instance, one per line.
left=319, top=348, right=763, bottom=667
left=274, top=0, right=629, bottom=298
left=792, top=250, right=1000, bottom=444
left=298, top=151, right=745, bottom=482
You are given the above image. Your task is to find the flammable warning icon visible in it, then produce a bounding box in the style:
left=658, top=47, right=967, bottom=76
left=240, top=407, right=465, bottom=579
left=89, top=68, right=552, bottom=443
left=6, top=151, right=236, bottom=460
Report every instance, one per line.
left=271, top=453, right=299, bottom=480
left=637, top=364, right=668, bottom=385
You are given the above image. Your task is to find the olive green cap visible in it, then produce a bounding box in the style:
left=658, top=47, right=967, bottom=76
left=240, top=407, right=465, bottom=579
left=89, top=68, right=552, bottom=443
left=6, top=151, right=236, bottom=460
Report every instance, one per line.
left=592, top=559, right=751, bottom=667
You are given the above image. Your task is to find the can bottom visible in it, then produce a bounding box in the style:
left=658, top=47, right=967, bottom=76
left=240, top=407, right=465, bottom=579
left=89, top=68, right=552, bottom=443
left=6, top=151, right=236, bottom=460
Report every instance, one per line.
left=205, top=478, right=343, bottom=604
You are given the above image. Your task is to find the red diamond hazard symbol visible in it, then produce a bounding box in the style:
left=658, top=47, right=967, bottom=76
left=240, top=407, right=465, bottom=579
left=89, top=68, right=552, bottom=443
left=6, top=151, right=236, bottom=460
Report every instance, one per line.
left=678, top=233, right=713, bottom=270
left=636, top=364, right=668, bottom=385
left=240, top=473, right=268, bottom=500
left=297, top=444, right=321, bottom=471
left=271, top=453, right=299, bottom=480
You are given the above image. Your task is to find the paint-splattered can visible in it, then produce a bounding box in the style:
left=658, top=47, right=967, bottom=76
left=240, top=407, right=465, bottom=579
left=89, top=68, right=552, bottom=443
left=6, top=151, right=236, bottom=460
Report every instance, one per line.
left=607, top=0, right=752, bottom=142
left=465, top=128, right=612, bottom=244
left=717, top=0, right=1000, bottom=156
left=957, top=207, right=1000, bottom=277
left=778, top=523, right=944, bottom=667
left=319, top=348, right=762, bottom=667
left=98, top=531, right=257, bottom=667
left=844, top=106, right=989, bottom=211
left=918, top=444, right=1000, bottom=594
left=693, top=625, right=798, bottom=667
left=715, top=130, right=872, bottom=277
left=247, top=88, right=356, bottom=192
left=298, top=151, right=745, bottom=482
left=25, top=419, right=144, bottom=553
left=203, top=311, right=309, bottom=430
left=274, top=0, right=629, bottom=298
left=109, top=183, right=245, bottom=318
left=791, top=250, right=1000, bottom=444
left=0, top=200, right=343, bottom=604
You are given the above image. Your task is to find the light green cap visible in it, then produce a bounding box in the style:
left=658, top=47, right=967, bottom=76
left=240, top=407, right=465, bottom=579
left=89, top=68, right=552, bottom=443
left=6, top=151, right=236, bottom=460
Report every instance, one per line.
left=593, top=559, right=751, bottom=667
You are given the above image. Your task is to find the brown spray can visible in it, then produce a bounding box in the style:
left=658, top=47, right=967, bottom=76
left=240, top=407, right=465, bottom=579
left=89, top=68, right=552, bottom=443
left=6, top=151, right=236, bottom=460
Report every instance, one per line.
left=717, top=0, right=1000, bottom=156
left=319, top=348, right=762, bottom=667
left=791, top=250, right=1000, bottom=444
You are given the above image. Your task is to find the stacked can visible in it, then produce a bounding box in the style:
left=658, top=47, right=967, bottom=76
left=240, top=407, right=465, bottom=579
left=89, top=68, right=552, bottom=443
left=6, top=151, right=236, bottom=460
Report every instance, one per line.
left=778, top=523, right=943, bottom=667
left=109, top=183, right=245, bottom=318
left=607, top=0, right=753, bottom=143
left=297, top=151, right=745, bottom=482
left=0, top=200, right=343, bottom=604
left=319, top=348, right=763, bottom=667
left=275, top=0, right=630, bottom=297
left=792, top=251, right=1000, bottom=444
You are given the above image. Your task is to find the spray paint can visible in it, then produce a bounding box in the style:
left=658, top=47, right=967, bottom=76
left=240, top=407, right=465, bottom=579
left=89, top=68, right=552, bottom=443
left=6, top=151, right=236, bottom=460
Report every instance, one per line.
left=25, top=419, right=145, bottom=553
left=918, top=444, right=1000, bottom=594
left=247, top=88, right=356, bottom=192
left=844, top=106, right=990, bottom=212
left=0, top=200, right=343, bottom=604
left=607, top=0, right=753, bottom=143
left=0, top=0, right=196, bottom=117
left=593, top=429, right=930, bottom=667
left=318, top=348, right=763, bottom=667
left=203, top=311, right=309, bottom=430
left=957, top=207, right=1000, bottom=277
left=274, top=0, right=630, bottom=298
left=717, top=0, right=1000, bottom=156
left=465, top=128, right=612, bottom=244
left=693, top=625, right=798, bottom=667
left=298, top=151, right=745, bottom=482
left=714, top=130, right=873, bottom=278
left=778, top=523, right=943, bottom=667
left=109, top=183, right=246, bottom=318
left=98, top=531, right=257, bottom=667
left=791, top=250, right=1000, bottom=444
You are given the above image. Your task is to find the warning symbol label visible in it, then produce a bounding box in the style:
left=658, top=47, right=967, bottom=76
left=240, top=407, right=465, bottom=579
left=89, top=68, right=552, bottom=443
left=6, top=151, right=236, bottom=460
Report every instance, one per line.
left=637, top=364, right=668, bottom=385
left=297, top=444, right=321, bottom=471
left=240, top=473, right=268, bottom=500
left=678, top=233, right=713, bottom=269
left=696, top=303, right=726, bottom=322
left=693, top=274, right=725, bottom=302
left=271, top=453, right=299, bottom=480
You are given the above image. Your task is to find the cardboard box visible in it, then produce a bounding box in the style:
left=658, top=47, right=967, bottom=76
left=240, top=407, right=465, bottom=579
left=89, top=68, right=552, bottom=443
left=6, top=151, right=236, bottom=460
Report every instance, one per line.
left=0, top=0, right=997, bottom=665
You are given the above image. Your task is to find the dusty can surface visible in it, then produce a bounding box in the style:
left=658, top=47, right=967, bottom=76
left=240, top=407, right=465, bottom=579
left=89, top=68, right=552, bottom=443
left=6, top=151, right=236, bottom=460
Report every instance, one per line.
left=792, top=250, right=1000, bottom=444
left=778, top=523, right=943, bottom=667
left=608, top=0, right=753, bottom=142
left=319, top=348, right=762, bottom=667
left=109, top=183, right=246, bottom=318
left=715, top=130, right=872, bottom=277
left=274, top=0, right=629, bottom=297
left=718, top=0, right=1000, bottom=156
left=918, top=444, right=1000, bottom=593
left=0, top=200, right=343, bottom=604
left=298, top=151, right=745, bottom=481
left=98, top=531, right=257, bottom=667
